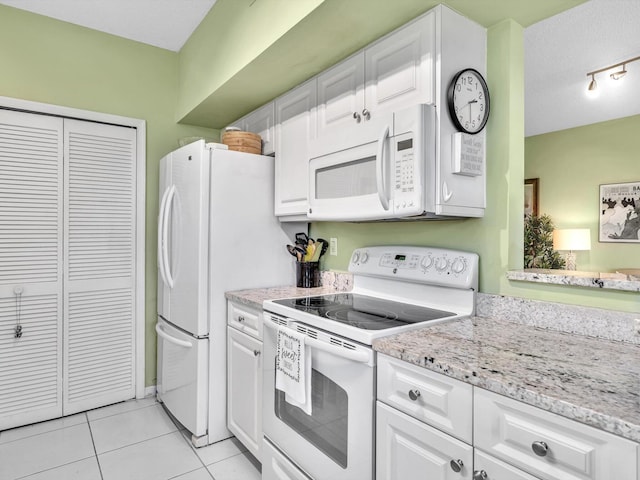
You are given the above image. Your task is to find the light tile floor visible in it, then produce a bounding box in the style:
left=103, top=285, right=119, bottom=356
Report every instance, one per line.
left=0, top=397, right=261, bottom=480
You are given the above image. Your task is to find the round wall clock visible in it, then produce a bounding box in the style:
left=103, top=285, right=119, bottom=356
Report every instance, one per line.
left=447, top=68, right=490, bottom=134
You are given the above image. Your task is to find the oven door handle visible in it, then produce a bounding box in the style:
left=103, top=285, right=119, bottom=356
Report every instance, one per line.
left=265, top=320, right=371, bottom=363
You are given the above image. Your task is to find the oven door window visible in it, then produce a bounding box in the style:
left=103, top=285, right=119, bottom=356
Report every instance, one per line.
left=275, top=367, right=348, bottom=468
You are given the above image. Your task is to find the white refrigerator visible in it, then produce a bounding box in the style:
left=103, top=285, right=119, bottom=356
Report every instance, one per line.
left=156, top=140, right=302, bottom=446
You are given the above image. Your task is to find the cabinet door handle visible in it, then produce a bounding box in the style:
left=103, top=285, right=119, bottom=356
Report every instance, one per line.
left=254, top=350, right=261, bottom=357
left=353, top=112, right=361, bottom=123
left=532, top=441, right=549, bottom=457
left=450, top=459, right=464, bottom=473
left=408, top=389, right=421, bottom=401
left=362, top=108, right=370, bottom=120
left=237, top=315, right=245, bottom=322
left=473, top=471, right=488, bottom=480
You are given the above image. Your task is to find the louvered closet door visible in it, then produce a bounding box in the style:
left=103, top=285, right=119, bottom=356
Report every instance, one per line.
left=63, top=119, right=136, bottom=415
left=0, top=111, right=64, bottom=430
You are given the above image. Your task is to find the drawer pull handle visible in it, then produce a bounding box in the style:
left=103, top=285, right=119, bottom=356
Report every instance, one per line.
left=450, top=459, right=464, bottom=473
left=473, top=471, right=488, bottom=480
left=238, top=315, right=245, bottom=322
left=532, top=441, right=549, bottom=457
left=408, top=389, right=421, bottom=401
left=254, top=350, right=261, bottom=357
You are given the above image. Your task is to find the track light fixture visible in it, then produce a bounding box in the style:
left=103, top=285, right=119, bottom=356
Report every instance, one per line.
left=586, top=55, right=639, bottom=91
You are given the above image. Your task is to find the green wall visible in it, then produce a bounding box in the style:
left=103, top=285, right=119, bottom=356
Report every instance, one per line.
left=525, top=115, right=640, bottom=272
left=0, top=5, right=217, bottom=387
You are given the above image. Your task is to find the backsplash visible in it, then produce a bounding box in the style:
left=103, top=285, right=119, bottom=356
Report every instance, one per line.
left=319, top=271, right=353, bottom=291
left=477, top=293, right=640, bottom=344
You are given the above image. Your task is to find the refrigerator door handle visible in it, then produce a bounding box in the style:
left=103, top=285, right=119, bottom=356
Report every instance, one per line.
left=161, top=185, right=176, bottom=288
left=156, top=322, right=192, bottom=348
left=157, top=185, right=171, bottom=287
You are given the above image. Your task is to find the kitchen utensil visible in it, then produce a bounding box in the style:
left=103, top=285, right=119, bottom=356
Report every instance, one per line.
left=316, top=238, right=329, bottom=257
left=310, top=241, right=323, bottom=262
left=295, top=232, right=309, bottom=246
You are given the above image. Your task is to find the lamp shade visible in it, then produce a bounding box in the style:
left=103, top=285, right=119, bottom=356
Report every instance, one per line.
left=553, top=229, right=591, bottom=251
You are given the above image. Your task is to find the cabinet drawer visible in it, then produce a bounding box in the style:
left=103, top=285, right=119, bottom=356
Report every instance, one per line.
left=377, top=353, right=472, bottom=443
left=376, top=401, right=473, bottom=480
left=474, top=450, right=540, bottom=480
left=474, top=388, right=638, bottom=480
left=227, top=301, right=262, bottom=339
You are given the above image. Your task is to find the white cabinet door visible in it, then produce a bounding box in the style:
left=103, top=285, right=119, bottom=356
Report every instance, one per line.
left=274, top=79, right=316, bottom=217
left=315, top=53, right=365, bottom=151
left=474, top=450, right=541, bottom=480
left=227, top=326, right=262, bottom=461
left=0, top=111, right=64, bottom=431
left=364, top=12, right=435, bottom=119
left=63, top=119, right=137, bottom=415
left=376, top=401, right=473, bottom=480
left=474, top=388, right=638, bottom=480
left=243, top=103, right=275, bottom=156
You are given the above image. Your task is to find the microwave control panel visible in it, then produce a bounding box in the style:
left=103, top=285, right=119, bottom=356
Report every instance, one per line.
left=392, top=132, right=422, bottom=216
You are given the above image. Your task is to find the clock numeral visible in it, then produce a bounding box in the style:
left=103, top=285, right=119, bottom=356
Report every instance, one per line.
left=479, top=104, right=484, bottom=111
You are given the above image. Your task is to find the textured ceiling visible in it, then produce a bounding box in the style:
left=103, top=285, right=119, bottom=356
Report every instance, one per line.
left=0, top=0, right=217, bottom=51
left=525, top=0, right=640, bottom=136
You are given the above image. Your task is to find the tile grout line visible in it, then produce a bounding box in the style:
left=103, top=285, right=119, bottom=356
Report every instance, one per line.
left=175, top=426, right=216, bottom=479
left=86, top=411, right=105, bottom=480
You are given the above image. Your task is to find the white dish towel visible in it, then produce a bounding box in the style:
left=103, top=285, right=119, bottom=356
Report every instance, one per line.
left=275, top=326, right=312, bottom=415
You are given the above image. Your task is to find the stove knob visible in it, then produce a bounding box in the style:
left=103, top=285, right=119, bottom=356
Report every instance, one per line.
left=435, top=257, right=449, bottom=272
left=360, top=251, right=369, bottom=263
left=451, top=258, right=466, bottom=274
left=351, top=251, right=360, bottom=264
left=420, top=256, right=434, bottom=271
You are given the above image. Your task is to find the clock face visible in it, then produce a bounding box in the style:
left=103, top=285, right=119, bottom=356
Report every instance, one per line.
left=447, top=68, right=490, bottom=134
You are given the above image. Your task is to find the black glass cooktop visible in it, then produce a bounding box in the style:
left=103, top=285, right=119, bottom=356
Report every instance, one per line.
left=273, top=293, right=455, bottom=331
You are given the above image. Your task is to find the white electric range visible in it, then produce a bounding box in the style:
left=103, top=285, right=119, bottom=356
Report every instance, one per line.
left=261, top=246, right=479, bottom=480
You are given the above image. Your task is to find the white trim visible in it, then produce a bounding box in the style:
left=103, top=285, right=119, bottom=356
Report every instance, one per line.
left=144, top=385, right=157, bottom=398
left=0, top=95, right=147, bottom=400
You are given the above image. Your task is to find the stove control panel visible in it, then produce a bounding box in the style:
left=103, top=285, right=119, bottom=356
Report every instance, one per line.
left=349, top=246, right=478, bottom=290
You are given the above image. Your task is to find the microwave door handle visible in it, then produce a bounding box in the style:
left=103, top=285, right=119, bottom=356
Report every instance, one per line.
left=376, top=125, right=390, bottom=210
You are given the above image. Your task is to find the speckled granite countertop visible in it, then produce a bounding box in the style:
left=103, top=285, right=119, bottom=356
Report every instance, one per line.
left=373, top=316, right=640, bottom=443
left=225, top=285, right=343, bottom=310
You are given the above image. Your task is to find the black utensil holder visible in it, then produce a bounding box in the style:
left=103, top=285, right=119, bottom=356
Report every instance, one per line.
left=296, top=261, right=320, bottom=288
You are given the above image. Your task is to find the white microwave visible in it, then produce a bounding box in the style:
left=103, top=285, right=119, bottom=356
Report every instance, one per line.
left=307, top=103, right=485, bottom=221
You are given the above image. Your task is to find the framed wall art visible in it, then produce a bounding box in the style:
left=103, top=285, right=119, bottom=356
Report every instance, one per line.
left=524, top=178, right=539, bottom=217
left=599, top=181, right=640, bottom=243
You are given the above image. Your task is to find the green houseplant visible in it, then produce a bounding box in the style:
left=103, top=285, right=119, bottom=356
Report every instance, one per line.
left=524, top=214, right=566, bottom=269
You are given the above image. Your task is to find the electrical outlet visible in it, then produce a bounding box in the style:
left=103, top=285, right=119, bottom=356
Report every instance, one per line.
left=329, top=238, right=338, bottom=256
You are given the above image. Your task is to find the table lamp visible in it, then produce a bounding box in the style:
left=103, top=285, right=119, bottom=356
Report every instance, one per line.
left=552, top=229, right=591, bottom=270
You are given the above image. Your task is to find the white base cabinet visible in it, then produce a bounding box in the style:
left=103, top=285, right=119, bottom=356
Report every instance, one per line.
left=226, top=301, right=263, bottom=461
left=377, top=353, right=639, bottom=480
left=376, top=401, right=473, bottom=480
left=474, top=388, right=638, bottom=480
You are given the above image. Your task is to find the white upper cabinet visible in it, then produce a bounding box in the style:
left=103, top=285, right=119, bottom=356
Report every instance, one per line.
left=315, top=53, right=365, bottom=148
left=226, top=102, right=275, bottom=156
left=313, top=12, right=434, bottom=158
left=274, top=79, right=316, bottom=219
left=364, top=12, right=435, bottom=117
